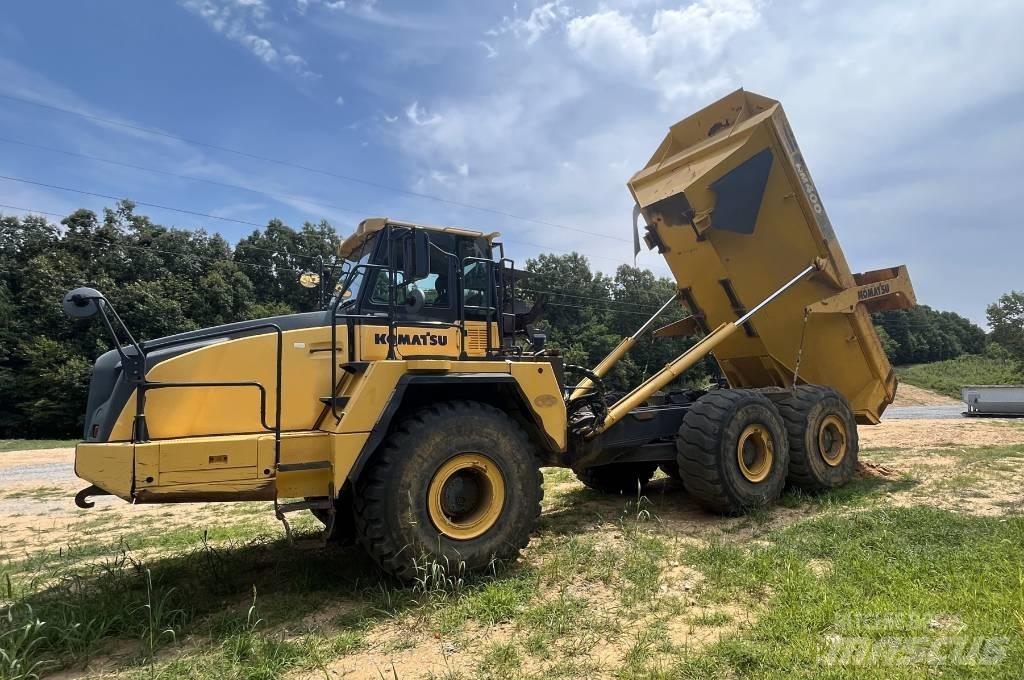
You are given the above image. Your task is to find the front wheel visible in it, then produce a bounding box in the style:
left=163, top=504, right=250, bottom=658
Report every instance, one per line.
left=676, top=389, right=789, bottom=514
left=353, top=400, right=543, bottom=580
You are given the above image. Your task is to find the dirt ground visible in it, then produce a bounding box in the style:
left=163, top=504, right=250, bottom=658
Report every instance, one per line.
left=858, top=417, right=1023, bottom=449
left=1, top=412, right=1021, bottom=561
left=2, top=391, right=1022, bottom=678
left=0, top=448, right=281, bottom=559
left=890, top=383, right=960, bottom=407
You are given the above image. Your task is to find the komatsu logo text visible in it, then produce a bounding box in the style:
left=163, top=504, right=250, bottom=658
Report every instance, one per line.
left=374, top=332, right=448, bottom=346
left=857, top=283, right=890, bottom=301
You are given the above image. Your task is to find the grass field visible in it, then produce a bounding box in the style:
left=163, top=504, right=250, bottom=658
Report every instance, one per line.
left=896, top=355, right=1023, bottom=399
left=1, top=423, right=1023, bottom=678
left=0, top=440, right=77, bottom=453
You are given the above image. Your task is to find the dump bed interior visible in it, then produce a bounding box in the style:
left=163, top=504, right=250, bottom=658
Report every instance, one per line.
left=628, top=89, right=914, bottom=423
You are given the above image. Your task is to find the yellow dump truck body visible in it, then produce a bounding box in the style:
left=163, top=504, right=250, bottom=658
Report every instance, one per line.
left=74, top=321, right=565, bottom=505
left=629, top=89, right=914, bottom=423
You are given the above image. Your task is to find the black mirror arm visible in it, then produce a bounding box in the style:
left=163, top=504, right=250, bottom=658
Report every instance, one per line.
left=94, top=299, right=147, bottom=383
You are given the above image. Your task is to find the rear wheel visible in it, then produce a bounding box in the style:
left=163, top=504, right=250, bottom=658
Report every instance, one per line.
left=574, top=461, right=657, bottom=495
left=777, top=385, right=858, bottom=491
left=353, top=400, right=543, bottom=580
left=676, top=390, right=789, bottom=513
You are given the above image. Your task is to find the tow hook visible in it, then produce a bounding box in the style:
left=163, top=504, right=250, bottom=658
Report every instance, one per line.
left=75, top=485, right=110, bottom=509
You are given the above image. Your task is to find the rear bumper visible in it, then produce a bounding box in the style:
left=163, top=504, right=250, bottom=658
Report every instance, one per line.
left=75, top=442, right=135, bottom=501
left=74, top=431, right=355, bottom=504
left=75, top=436, right=278, bottom=504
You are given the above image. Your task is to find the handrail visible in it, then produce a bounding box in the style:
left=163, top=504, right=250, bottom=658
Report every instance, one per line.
left=142, top=381, right=273, bottom=430
left=462, top=255, right=502, bottom=354
left=329, top=261, right=390, bottom=420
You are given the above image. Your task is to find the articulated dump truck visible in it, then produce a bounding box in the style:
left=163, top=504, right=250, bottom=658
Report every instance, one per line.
left=65, top=89, right=915, bottom=578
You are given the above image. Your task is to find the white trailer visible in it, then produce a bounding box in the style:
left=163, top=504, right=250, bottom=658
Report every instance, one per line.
left=962, top=385, right=1024, bottom=417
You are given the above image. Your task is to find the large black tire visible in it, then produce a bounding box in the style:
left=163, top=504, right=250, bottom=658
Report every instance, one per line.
left=353, top=400, right=543, bottom=580
left=574, top=461, right=657, bottom=495
left=776, top=385, right=858, bottom=491
left=676, top=389, right=789, bottom=514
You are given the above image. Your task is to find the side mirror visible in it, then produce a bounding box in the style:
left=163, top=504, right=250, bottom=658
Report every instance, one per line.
left=404, top=286, right=425, bottom=314
left=298, top=271, right=321, bottom=289
left=62, top=287, right=105, bottom=319
left=402, top=230, right=430, bottom=282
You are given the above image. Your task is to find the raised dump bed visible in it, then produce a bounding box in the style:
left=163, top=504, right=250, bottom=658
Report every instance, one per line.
left=628, top=89, right=914, bottom=423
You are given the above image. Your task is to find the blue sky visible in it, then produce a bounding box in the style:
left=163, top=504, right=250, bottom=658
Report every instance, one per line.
left=1, top=0, right=1021, bottom=326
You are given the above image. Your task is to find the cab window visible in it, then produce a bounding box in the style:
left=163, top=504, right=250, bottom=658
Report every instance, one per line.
left=370, top=231, right=454, bottom=308
left=460, top=237, right=493, bottom=309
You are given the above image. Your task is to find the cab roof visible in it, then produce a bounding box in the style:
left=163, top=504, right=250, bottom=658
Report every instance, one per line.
left=337, top=217, right=500, bottom=259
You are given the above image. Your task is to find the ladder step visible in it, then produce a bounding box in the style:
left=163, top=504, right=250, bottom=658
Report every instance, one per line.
left=276, top=498, right=333, bottom=514
left=319, top=396, right=350, bottom=408
left=277, top=460, right=332, bottom=472
left=340, top=361, right=369, bottom=375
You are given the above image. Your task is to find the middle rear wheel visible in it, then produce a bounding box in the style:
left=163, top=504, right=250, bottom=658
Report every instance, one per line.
left=676, top=389, right=789, bottom=514
left=776, top=385, right=858, bottom=491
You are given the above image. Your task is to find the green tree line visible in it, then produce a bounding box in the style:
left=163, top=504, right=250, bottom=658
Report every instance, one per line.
left=872, top=306, right=986, bottom=365
left=0, top=204, right=337, bottom=437
left=1, top=205, right=1013, bottom=438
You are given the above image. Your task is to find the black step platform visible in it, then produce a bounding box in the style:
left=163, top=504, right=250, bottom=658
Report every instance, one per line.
left=340, top=361, right=369, bottom=374
left=275, top=498, right=333, bottom=514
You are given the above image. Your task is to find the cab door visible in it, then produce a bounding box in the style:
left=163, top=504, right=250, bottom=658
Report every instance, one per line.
left=355, top=230, right=462, bottom=360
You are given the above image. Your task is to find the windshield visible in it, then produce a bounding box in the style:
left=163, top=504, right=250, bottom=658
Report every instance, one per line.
left=331, top=234, right=377, bottom=307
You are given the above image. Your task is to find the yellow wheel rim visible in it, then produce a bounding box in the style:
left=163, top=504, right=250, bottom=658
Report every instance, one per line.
left=818, top=414, right=848, bottom=467
left=427, top=453, right=505, bottom=540
left=736, top=424, right=774, bottom=483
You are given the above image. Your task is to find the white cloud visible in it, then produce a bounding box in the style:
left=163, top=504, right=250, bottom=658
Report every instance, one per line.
left=479, top=40, right=499, bottom=58
left=405, top=101, right=442, bottom=126
left=565, top=0, right=762, bottom=99
left=241, top=34, right=278, bottom=63
left=232, top=0, right=268, bottom=17
left=429, top=170, right=452, bottom=186
left=283, top=53, right=319, bottom=78
left=490, top=0, right=573, bottom=47
left=335, top=95, right=345, bottom=107
left=566, top=11, right=648, bottom=76
left=181, top=0, right=320, bottom=78
left=651, top=0, right=760, bottom=58
left=296, top=0, right=344, bottom=13
left=390, top=0, right=1024, bottom=318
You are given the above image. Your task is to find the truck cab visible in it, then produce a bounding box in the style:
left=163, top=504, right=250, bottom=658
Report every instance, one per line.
left=329, top=217, right=515, bottom=361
